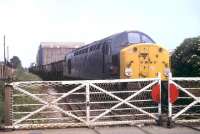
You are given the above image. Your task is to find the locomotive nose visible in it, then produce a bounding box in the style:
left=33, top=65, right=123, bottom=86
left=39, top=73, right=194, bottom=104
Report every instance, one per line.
left=138, top=47, right=149, bottom=78
left=120, top=44, right=170, bottom=80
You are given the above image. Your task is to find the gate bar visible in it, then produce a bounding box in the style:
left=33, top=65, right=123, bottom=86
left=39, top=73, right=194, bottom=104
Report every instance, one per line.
left=90, top=80, right=159, bottom=122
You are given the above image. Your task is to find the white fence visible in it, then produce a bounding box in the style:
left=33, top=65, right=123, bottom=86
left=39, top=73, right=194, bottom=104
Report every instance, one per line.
left=4, top=78, right=161, bottom=129
left=168, top=74, right=200, bottom=124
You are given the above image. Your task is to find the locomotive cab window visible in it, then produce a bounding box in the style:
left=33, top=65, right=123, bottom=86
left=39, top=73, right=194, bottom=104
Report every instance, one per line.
left=128, top=33, right=141, bottom=44
left=141, top=34, right=155, bottom=43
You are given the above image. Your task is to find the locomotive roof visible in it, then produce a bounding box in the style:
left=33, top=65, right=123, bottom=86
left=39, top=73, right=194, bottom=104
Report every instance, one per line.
left=40, top=42, right=85, bottom=49
left=70, top=30, right=154, bottom=52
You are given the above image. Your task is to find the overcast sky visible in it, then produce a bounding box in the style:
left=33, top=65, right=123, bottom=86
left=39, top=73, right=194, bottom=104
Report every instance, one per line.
left=0, top=0, right=199, bottom=67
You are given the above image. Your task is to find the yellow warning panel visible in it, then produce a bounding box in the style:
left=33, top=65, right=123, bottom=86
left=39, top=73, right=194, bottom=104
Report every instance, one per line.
left=120, top=44, right=170, bottom=80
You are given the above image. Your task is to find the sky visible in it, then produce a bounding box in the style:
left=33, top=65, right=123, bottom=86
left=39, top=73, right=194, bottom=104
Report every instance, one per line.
left=0, top=0, right=199, bottom=67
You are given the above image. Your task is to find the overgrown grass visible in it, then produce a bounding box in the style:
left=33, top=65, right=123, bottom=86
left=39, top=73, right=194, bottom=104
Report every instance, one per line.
left=15, top=67, right=42, bottom=81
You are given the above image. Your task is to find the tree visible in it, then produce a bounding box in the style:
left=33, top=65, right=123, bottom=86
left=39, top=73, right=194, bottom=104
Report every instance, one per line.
left=10, top=56, right=22, bottom=68
left=171, top=36, right=200, bottom=76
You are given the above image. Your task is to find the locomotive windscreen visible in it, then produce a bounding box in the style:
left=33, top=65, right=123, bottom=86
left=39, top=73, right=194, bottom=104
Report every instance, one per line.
left=128, top=32, right=155, bottom=44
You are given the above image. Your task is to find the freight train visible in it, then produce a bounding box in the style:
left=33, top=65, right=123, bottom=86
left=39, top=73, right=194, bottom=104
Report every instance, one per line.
left=30, top=31, right=170, bottom=80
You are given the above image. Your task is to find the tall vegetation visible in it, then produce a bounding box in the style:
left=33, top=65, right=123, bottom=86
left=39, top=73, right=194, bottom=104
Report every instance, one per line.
left=171, top=36, right=200, bottom=76
left=10, top=56, right=22, bottom=68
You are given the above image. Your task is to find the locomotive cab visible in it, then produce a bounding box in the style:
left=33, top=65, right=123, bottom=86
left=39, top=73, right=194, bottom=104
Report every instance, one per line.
left=120, top=44, right=170, bottom=80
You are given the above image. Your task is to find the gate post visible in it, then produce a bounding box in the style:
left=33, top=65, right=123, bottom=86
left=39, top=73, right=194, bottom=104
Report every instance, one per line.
left=157, top=72, right=174, bottom=128
left=4, top=85, right=13, bottom=129
left=158, top=73, right=162, bottom=115
left=157, top=73, right=168, bottom=127
left=86, top=83, right=90, bottom=126
left=167, top=72, right=175, bottom=128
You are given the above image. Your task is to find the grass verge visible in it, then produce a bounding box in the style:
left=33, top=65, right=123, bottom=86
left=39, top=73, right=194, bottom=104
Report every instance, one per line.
left=0, top=67, right=41, bottom=125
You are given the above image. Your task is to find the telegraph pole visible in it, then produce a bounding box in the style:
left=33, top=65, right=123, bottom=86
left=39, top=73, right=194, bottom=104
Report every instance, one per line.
left=3, top=35, right=6, bottom=79
left=4, top=35, right=6, bottom=64
left=7, top=46, right=9, bottom=62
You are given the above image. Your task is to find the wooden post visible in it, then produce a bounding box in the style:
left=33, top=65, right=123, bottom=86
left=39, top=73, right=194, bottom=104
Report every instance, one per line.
left=3, top=35, right=6, bottom=80
left=4, top=85, right=13, bottom=127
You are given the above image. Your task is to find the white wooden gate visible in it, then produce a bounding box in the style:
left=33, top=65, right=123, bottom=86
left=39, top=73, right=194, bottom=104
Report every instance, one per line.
left=4, top=77, right=161, bottom=129
left=168, top=74, right=200, bottom=124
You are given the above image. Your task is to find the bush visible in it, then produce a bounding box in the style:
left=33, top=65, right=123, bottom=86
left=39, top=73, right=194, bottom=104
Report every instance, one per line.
left=171, top=36, right=200, bottom=76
